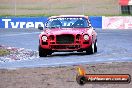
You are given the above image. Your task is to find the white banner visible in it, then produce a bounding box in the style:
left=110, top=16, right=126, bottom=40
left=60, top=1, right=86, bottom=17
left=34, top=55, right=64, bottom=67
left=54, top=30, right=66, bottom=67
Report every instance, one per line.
left=102, top=16, right=132, bottom=29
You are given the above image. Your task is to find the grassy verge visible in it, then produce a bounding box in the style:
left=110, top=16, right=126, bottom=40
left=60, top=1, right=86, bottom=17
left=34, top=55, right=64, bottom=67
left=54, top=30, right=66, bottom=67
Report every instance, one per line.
left=0, top=14, right=57, bottom=17
left=0, top=49, right=10, bottom=56
left=0, top=13, right=131, bottom=17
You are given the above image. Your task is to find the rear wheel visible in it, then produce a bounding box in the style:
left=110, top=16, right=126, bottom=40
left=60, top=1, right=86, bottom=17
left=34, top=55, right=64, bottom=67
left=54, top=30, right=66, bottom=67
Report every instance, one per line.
left=39, top=45, right=50, bottom=57
left=94, top=40, right=97, bottom=53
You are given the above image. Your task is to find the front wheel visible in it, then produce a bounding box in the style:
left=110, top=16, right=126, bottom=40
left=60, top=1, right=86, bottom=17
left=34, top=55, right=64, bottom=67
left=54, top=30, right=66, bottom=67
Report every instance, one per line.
left=86, top=42, right=95, bottom=54
left=39, top=45, right=49, bottom=57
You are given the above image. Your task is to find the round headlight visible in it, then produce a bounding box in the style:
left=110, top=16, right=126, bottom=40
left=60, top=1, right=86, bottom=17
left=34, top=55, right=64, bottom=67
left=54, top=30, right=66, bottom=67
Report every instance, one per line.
left=42, top=35, right=47, bottom=42
left=84, top=35, right=89, bottom=40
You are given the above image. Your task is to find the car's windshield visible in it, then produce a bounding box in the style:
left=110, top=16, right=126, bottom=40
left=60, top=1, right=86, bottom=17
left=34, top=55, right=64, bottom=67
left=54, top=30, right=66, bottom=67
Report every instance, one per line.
left=46, top=17, right=89, bottom=28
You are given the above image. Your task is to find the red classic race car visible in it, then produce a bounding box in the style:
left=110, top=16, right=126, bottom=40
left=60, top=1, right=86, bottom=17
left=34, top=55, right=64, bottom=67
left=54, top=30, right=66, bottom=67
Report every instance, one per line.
left=38, top=15, right=97, bottom=57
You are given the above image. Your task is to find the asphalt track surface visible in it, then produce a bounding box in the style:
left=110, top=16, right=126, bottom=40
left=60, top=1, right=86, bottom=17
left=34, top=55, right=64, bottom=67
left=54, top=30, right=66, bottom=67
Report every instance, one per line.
left=0, top=29, right=132, bottom=68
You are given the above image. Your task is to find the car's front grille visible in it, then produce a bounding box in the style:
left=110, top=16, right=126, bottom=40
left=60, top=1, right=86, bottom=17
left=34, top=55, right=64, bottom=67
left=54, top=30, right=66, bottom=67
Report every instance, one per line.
left=56, top=34, right=74, bottom=44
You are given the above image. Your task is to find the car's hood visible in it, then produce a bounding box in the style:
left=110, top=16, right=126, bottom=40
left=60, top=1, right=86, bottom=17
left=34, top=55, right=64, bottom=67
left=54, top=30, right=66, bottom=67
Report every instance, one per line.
left=43, top=28, right=89, bottom=35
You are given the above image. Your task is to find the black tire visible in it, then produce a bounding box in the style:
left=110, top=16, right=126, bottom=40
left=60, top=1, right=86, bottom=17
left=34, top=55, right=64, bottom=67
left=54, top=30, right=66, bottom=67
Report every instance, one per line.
left=86, top=42, right=94, bottom=54
left=94, top=40, right=97, bottom=53
left=39, top=45, right=48, bottom=57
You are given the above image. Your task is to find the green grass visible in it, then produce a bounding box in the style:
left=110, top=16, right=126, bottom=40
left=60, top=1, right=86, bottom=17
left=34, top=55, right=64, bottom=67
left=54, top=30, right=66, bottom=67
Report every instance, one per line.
left=0, top=49, right=10, bottom=56
left=0, top=13, right=131, bottom=17
left=102, top=14, right=132, bottom=16
left=0, top=14, right=56, bottom=17
left=53, top=6, right=75, bottom=9
left=18, top=7, right=44, bottom=10
left=0, top=13, right=63, bottom=17
left=84, top=13, right=132, bottom=16
left=0, top=6, right=13, bottom=9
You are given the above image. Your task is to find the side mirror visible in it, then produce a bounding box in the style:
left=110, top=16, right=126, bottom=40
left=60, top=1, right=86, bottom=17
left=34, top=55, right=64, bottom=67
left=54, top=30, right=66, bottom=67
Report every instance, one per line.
left=38, top=25, right=43, bottom=30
